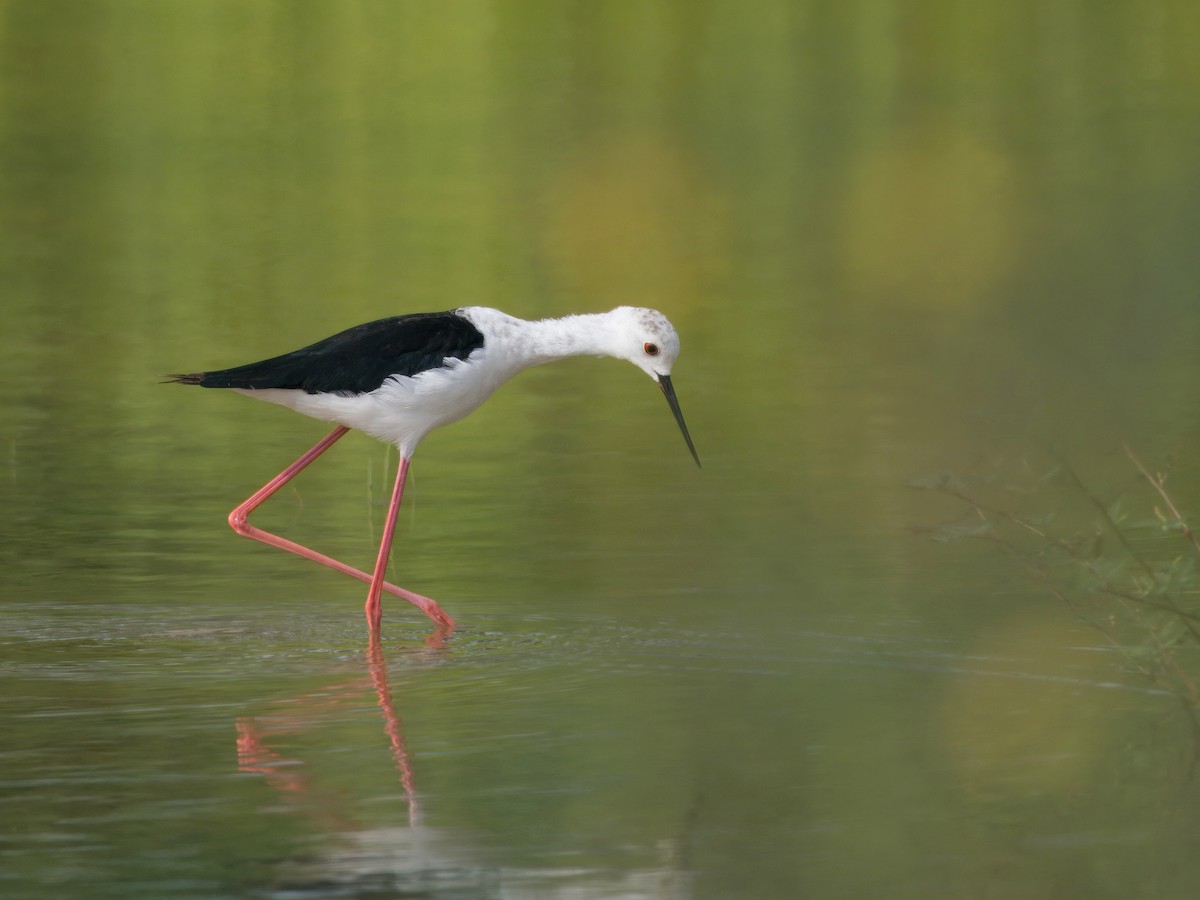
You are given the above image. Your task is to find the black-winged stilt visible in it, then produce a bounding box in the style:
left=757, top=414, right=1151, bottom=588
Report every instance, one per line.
left=171, top=306, right=699, bottom=633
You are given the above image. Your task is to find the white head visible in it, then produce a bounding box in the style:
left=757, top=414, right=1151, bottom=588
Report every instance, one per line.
left=605, top=306, right=683, bottom=380
left=604, top=306, right=699, bottom=467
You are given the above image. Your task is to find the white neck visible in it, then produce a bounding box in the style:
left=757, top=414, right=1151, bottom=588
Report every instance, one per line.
left=521, top=312, right=623, bottom=366
left=463, top=308, right=624, bottom=374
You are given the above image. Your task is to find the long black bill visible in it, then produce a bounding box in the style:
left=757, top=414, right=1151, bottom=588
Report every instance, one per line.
left=657, top=375, right=701, bottom=468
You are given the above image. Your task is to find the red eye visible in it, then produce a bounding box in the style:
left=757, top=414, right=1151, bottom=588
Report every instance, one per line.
left=644, top=342, right=660, bottom=356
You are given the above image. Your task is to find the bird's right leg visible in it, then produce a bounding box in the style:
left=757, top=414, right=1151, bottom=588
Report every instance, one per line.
left=227, top=426, right=456, bottom=630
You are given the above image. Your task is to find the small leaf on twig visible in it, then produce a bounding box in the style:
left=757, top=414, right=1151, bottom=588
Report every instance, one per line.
left=1106, top=496, right=1127, bottom=525
left=932, top=520, right=996, bottom=542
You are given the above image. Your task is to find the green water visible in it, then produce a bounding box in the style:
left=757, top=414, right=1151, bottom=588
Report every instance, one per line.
left=3, top=2, right=1200, bottom=898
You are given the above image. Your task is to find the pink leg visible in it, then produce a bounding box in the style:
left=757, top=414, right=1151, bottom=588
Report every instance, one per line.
left=365, top=455, right=410, bottom=630
left=228, top=426, right=456, bottom=631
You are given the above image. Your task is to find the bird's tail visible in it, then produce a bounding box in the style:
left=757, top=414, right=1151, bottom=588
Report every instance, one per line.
left=163, top=373, right=206, bottom=385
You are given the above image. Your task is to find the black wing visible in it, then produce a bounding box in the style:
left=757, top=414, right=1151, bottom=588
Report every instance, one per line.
left=170, top=311, right=485, bottom=395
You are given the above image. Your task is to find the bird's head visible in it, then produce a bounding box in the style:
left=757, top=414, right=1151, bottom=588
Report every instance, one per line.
left=605, top=306, right=682, bottom=379
left=606, top=306, right=700, bottom=468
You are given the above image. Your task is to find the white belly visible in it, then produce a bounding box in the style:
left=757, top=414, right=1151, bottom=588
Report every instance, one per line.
left=235, top=352, right=508, bottom=457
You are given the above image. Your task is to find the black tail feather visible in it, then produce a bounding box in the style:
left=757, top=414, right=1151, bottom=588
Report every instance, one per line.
left=164, top=373, right=207, bottom=385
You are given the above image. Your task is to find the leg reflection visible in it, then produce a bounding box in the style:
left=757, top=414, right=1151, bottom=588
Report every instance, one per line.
left=236, top=634, right=426, bottom=827
left=367, top=631, right=420, bottom=825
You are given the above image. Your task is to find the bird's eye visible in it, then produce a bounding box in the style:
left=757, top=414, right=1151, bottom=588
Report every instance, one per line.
left=644, top=342, right=660, bottom=356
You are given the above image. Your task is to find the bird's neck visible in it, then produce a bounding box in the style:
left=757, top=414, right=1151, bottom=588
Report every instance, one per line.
left=512, top=312, right=622, bottom=369
left=457, top=307, right=626, bottom=377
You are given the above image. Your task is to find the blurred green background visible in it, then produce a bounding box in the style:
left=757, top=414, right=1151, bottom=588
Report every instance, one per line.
left=3, top=2, right=1200, bottom=898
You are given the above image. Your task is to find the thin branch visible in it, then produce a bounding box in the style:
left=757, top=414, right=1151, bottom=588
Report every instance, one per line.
left=1124, top=442, right=1200, bottom=560
left=1053, top=451, right=1156, bottom=579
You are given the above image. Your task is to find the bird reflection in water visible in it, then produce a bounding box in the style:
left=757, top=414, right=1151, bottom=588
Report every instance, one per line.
left=235, top=632, right=424, bottom=828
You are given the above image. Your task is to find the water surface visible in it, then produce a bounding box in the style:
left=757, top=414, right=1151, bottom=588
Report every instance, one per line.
left=3, top=3, right=1200, bottom=898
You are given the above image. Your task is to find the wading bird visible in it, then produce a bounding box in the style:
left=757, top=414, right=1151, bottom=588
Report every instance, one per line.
left=171, top=306, right=699, bottom=632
